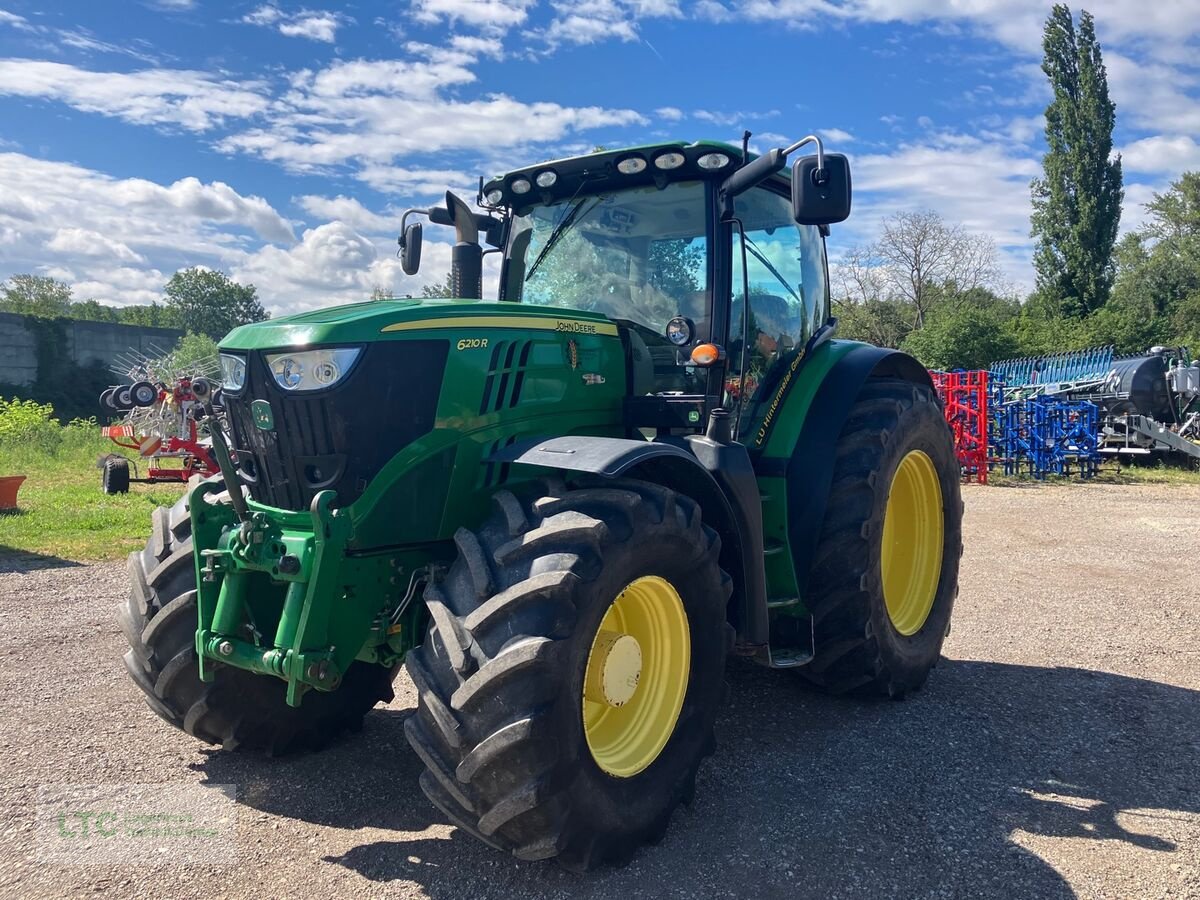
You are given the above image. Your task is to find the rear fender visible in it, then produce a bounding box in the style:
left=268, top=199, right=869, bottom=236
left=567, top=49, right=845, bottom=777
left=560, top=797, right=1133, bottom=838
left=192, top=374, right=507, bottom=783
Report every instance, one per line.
left=755, top=344, right=934, bottom=602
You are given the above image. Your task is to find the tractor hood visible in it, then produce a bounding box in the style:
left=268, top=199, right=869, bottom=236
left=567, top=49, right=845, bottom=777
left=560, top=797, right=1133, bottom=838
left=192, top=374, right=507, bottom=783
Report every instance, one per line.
left=220, top=298, right=618, bottom=351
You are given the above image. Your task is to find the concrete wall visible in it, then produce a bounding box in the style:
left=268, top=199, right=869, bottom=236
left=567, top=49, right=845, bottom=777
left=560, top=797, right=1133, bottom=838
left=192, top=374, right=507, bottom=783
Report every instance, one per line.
left=0, top=313, right=39, bottom=386
left=0, top=312, right=184, bottom=386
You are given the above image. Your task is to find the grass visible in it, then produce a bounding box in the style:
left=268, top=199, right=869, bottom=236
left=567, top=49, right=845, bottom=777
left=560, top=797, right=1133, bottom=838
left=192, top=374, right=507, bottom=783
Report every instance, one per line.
left=0, top=427, right=186, bottom=563
left=986, top=460, right=1200, bottom=488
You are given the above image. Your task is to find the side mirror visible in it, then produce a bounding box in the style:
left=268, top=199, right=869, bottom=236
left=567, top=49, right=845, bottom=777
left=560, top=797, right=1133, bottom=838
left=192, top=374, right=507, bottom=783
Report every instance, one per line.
left=400, top=222, right=423, bottom=275
left=792, top=153, right=851, bottom=225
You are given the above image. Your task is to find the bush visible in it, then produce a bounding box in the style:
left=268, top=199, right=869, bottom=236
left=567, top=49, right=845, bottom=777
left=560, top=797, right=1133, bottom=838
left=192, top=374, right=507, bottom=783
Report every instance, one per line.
left=0, top=397, right=64, bottom=455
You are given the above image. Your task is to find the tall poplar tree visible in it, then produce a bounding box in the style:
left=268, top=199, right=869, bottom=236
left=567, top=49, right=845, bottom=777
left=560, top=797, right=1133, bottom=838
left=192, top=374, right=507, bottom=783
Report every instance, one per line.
left=1030, top=5, right=1123, bottom=318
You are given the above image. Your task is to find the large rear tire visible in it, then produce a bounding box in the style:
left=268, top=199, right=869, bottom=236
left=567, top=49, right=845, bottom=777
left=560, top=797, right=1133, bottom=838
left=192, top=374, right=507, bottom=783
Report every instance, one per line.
left=119, top=492, right=397, bottom=752
left=799, top=377, right=963, bottom=698
left=405, top=478, right=731, bottom=870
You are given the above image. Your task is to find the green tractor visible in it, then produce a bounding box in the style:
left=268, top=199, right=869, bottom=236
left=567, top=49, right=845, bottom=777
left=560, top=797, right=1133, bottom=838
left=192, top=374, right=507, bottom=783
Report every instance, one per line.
left=119, top=135, right=962, bottom=869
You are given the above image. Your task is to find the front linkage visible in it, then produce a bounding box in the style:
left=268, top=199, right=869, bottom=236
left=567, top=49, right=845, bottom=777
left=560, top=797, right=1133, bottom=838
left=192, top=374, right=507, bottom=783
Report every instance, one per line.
left=189, top=480, right=431, bottom=707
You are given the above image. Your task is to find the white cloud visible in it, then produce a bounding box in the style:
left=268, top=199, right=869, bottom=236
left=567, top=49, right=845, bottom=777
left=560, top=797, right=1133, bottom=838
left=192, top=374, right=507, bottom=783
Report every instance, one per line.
left=1105, top=52, right=1200, bottom=136
left=70, top=266, right=169, bottom=307
left=232, top=222, right=421, bottom=311
left=820, top=127, right=855, bottom=144
left=295, top=195, right=398, bottom=233
left=57, top=29, right=160, bottom=63
left=705, top=1, right=1200, bottom=53
left=411, top=0, right=537, bottom=32
left=845, top=134, right=1042, bottom=291
left=242, top=5, right=349, bottom=43
left=448, top=33, right=506, bottom=59
left=0, top=59, right=269, bottom=131
left=655, top=106, right=684, bottom=122
left=0, top=9, right=34, bottom=31
left=242, top=5, right=283, bottom=26
left=540, top=0, right=682, bottom=47
left=47, top=228, right=147, bottom=264
left=0, top=152, right=296, bottom=305
left=1121, top=135, right=1200, bottom=178
left=693, top=108, right=779, bottom=127
left=216, top=56, right=644, bottom=176
left=280, top=13, right=343, bottom=42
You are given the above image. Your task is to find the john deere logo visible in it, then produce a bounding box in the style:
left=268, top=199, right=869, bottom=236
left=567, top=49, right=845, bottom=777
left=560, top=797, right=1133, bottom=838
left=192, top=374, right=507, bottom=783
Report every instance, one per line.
left=251, top=399, right=274, bottom=431
left=566, top=339, right=580, bottom=370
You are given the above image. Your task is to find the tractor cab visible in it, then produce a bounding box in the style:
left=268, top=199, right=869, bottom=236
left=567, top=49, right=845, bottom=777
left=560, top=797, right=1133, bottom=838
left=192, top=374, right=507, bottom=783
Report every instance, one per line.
left=400, top=138, right=850, bottom=440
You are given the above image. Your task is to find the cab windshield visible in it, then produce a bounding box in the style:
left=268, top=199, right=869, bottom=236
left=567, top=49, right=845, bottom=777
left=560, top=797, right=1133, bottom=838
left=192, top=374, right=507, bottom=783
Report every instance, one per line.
left=502, top=181, right=710, bottom=394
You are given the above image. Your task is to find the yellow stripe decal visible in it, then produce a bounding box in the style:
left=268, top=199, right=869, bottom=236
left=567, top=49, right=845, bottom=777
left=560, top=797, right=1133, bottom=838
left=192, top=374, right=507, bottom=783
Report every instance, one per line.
left=381, top=315, right=618, bottom=337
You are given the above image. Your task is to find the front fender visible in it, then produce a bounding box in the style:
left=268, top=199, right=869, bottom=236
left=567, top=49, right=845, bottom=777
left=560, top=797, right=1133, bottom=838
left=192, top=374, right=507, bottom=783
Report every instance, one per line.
left=494, top=434, right=767, bottom=645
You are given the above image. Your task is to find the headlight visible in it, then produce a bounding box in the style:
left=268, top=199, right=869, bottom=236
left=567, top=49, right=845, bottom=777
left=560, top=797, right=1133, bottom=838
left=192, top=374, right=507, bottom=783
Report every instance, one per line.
left=697, top=152, right=731, bottom=170
left=265, top=348, right=362, bottom=392
left=219, top=353, right=247, bottom=391
left=666, top=316, right=694, bottom=346
left=617, top=155, right=647, bottom=174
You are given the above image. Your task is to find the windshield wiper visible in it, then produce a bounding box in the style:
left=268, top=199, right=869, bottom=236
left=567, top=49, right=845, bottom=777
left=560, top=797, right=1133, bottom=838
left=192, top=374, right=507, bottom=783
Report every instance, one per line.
left=744, top=237, right=802, bottom=305
left=525, top=196, right=602, bottom=283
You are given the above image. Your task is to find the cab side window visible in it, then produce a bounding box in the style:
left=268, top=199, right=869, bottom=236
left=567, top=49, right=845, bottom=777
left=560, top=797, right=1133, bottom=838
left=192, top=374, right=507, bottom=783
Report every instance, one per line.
left=727, top=185, right=828, bottom=411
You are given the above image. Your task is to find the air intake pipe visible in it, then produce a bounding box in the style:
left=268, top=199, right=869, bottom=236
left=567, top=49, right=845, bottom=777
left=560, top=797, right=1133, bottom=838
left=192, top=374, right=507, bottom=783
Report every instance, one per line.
left=445, top=191, right=482, bottom=300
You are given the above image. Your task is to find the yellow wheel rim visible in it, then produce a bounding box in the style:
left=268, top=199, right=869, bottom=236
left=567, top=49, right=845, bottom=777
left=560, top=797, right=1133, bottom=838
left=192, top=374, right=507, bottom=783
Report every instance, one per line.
left=582, top=576, right=690, bottom=778
left=881, top=449, right=944, bottom=636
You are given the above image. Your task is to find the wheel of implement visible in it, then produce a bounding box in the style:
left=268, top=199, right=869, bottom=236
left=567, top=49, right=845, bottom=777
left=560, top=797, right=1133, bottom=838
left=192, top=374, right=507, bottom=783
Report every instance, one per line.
left=102, top=455, right=130, bottom=495
left=799, top=377, right=963, bottom=698
left=114, top=385, right=134, bottom=410
left=119, top=489, right=398, bottom=753
left=405, top=478, right=732, bottom=870
left=99, top=388, right=117, bottom=411
left=131, top=380, right=158, bottom=407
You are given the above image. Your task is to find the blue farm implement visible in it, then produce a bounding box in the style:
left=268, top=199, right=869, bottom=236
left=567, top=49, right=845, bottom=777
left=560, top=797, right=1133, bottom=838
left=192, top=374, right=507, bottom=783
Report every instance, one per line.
left=994, top=396, right=1101, bottom=479
left=992, top=345, right=1200, bottom=466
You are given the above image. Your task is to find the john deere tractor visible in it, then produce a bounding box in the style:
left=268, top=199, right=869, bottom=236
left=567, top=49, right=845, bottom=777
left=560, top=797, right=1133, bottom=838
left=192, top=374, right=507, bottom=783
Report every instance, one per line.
left=119, top=135, right=962, bottom=869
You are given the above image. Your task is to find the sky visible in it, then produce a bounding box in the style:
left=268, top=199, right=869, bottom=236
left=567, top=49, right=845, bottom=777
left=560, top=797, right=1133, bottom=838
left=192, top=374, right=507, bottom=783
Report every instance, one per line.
left=0, top=0, right=1198, bottom=315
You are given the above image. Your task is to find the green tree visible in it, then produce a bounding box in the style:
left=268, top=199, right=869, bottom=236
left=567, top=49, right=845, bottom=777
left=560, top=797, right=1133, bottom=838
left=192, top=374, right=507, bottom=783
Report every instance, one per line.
left=901, top=290, right=1021, bottom=370
left=163, top=332, right=219, bottom=375
left=0, top=274, right=73, bottom=317
left=163, top=268, right=267, bottom=339
left=119, top=302, right=182, bottom=328
left=833, top=296, right=913, bottom=349
left=420, top=273, right=455, bottom=298
left=68, top=299, right=120, bottom=323
left=1030, top=4, right=1123, bottom=318
left=1097, top=171, right=1200, bottom=353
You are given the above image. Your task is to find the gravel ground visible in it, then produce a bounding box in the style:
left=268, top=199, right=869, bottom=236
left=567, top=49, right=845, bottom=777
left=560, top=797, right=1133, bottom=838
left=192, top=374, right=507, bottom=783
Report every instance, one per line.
left=1, top=482, right=1198, bottom=899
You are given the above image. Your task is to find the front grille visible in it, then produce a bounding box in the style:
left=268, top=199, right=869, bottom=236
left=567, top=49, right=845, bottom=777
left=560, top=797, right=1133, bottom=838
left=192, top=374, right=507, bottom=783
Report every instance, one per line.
left=224, top=341, right=448, bottom=510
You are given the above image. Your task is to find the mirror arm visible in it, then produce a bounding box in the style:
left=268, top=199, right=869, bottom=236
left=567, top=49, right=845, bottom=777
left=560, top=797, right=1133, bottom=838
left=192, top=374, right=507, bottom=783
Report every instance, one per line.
left=782, top=134, right=826, bottom=182
left=719, top=133, right=829, bottom=214
left=398, top=208, right=429, bottom=249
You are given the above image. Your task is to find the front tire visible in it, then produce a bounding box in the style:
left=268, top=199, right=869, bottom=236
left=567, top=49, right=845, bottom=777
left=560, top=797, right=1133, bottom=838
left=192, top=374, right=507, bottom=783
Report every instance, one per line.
left=405, top=478, right=731, bottom=869
left=800, top=377, right=963, bottom=698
